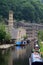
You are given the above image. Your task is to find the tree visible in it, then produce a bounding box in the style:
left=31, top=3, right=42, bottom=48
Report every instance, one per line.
left=38, top=30, right=43, bottom=41
left=0, top=23, right=6, bottom=40
left=38, top=30, right=43, bottom=57
left=0, top=23, right=11, bottom=44
left=0, top=0, right=43, bottom=23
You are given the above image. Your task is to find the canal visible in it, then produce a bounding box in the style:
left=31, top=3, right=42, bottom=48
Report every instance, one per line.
left=12, top=44, right=32, bottom=65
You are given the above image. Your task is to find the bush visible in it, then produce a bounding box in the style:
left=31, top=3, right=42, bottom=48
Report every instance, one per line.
left=0, top=23, right=11, bottom=44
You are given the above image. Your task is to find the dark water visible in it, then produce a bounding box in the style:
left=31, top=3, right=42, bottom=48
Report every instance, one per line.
left=13, top=57, right=29, bottom=65
left=12, top=45, right=31, bottom=65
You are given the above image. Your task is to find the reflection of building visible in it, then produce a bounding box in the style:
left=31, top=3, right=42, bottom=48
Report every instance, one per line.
left=6, top=11, right=26, bottom=41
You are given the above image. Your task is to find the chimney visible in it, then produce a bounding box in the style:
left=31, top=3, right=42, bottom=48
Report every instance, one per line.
left=8, top=11, right=13, bottom=28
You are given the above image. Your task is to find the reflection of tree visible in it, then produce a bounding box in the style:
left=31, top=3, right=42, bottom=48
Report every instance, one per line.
left=26, top=45, right=32, bottom=57
left=0, top=49, right=10, bottom=65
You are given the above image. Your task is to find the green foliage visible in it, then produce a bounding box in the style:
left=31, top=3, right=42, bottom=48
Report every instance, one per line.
left=38, top=30, right=43, bottom=41
left=40, top=43, right=43, bottom=52
left=0, top=23, right=6, bottom=40
left=5, top=33, right=11, bottom=41
left=24, top=35, right=27, bottom=40
left=40, top=42, right=43, bottom=57
left=0, top=16, right=4, bottom=23
left=38, top=30, right=43, bottom=57
left=0, top=0, right=43, bottom=23
left=0, top=23, right=11, bottom=43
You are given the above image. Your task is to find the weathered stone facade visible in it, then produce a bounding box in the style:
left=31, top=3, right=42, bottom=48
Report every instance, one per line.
left=14, top=21, right=43, bottom=40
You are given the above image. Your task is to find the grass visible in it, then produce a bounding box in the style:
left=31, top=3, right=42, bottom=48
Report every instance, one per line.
left=40, top=43, right=43, bottom=52
left=39, top=41, right=43, bottom=57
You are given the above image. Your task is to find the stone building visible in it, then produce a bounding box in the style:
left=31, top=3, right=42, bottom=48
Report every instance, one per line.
left=6, top=11, right=26, bottom=42
left=14, top=21, right=43, bottom=40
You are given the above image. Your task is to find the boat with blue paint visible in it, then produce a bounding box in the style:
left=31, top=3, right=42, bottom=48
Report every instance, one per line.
left=16, top=41, right=21, bottom=46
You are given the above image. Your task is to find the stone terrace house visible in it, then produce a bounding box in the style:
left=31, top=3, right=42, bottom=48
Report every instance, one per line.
left=13, top=20, right=43, bottom=49
left=5, top=10, right=43, bottom=42
left=5, top=11, right=26, bottom=42
left=14, top=21, right=43, bottom=40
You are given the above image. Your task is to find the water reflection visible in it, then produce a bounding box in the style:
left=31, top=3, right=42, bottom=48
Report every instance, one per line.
left=13, top=45, right=31, bottom=65
left=16, top=46, right=26, bottom=50
left=15, top=46, right=26, bottom=59
left=16, top=46, right=24, bottom=50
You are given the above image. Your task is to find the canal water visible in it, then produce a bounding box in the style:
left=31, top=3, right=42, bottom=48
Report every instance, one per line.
left=12, top=45, right=32, bottom=65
